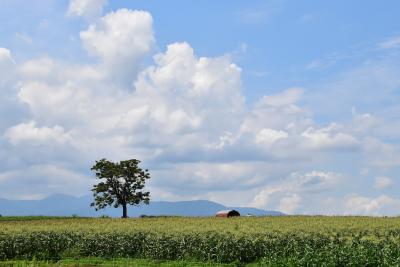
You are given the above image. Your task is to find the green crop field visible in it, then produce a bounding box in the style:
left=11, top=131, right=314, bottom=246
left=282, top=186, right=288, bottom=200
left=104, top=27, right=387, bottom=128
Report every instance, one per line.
left=1, top=216, right=400, bottom=266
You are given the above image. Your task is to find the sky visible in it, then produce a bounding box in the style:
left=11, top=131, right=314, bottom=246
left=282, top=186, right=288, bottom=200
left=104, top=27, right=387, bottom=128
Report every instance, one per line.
left=0, top=0, right=400, bottom=215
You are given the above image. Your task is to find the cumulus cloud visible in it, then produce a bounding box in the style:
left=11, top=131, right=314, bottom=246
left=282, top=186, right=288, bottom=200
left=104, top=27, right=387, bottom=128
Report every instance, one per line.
left=80, top=9, right=154, bottom=83
left=153, top=162, right=264, bottom=192
left=252, top=171, right=343, bottom=214
left=1, top=5, right=400, bottom=216
left=278, top=194, right=302, bottom=214
left=5, top=30, right=247, bottom=195
left=256, top=128, right=288, bottom=145
left=8, top=30, right=363, bottom=202
left=344, top=195, right=400, bottom=216
left=4, top=121, right=70, bottom=145
left=0, top=47, right=23, bottom=132
left=240, top=88, right=311, bottom=137
left=251, top=171, right=400, bottom=215
left=301, top=124, right=359, bottom=150
left=0, top=48, right=13, bottom=64
left=67, top=0, right=108, bottom=20
left=19, top=57, right=54, bottom=79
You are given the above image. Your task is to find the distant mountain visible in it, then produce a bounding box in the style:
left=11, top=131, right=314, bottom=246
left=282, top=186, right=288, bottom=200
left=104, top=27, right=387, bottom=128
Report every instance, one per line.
left=0, top=194, right=285, bottom=217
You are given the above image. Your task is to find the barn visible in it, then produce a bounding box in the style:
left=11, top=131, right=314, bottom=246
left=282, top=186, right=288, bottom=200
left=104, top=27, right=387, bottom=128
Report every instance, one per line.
left=215, top=210, right=240, bottom=217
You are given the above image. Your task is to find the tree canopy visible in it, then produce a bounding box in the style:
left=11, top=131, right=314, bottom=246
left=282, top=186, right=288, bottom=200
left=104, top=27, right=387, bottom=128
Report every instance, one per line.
left=90, top=158, right=150, bottom=218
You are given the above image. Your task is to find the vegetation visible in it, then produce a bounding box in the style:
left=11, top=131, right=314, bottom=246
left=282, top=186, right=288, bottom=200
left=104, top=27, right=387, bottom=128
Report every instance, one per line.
left=91, top=159, right=151, bottom=218
left=0, top=216, right=88, bottom=221
left=0, top=258, right=233, bottom=267
left=1, top=216, right=400, bottom=265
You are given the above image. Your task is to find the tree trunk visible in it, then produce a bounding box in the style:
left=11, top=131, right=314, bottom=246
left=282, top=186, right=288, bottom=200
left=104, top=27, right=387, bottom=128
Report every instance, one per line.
left=122, top=203, right=128, bottom=218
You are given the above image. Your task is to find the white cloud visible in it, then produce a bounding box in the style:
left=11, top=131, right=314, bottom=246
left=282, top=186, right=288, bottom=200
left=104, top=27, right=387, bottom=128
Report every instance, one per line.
left=133, top=42, right=244, bottom=138
left=19, top=57, right=104, bottom=85
left=278, top=194, right=302, bottom=214
left=374, top=176, right=392, bottom=189
left=0, top=48, right=13, bottom=63
left=10, top=36, right=246, bottom=179
left=344, top=194, right=400, bottom=216
left=301, top=124, right=359, bottom=150
left=240, top=88, right=310, bottom=136
left=252, top=171, right=342, bottom=213
left=80, top=9, right=154, bottom=83
left=259, top=88, right=303, bottom=107
left=352, top=108, right=379, bottom=134
left=154, top=162, right=263, bottom=191
left=0, top=47, right=23, bottom=133
left=17, top=81, right=92, bottom=126
left=256, top=128, right=288, bottom=145
left=4, top=121, right=70, bottom=145
left=67, top=0, right=108, bottom=20
left=19, top=57, right=54, bottom=78
left=252, top=172, right=400, bottom=216
left=0, top=48, right=15, bottom=84
left=1, top=6, right=400, bottom=216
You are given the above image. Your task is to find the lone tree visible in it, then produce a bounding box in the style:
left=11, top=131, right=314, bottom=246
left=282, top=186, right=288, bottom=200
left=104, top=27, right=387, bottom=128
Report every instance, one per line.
left=90, top=158, right=150, bottom=218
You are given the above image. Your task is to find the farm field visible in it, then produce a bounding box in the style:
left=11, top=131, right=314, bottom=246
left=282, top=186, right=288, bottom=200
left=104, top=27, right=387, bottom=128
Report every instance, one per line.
left=0, top=258, right=235, bottom=267
left=2, top=216, right=400, bottom=266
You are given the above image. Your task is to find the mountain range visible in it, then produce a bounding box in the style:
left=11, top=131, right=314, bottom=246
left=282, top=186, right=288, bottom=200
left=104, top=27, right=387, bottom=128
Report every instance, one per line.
left=0, top=194, right=284, bottom=217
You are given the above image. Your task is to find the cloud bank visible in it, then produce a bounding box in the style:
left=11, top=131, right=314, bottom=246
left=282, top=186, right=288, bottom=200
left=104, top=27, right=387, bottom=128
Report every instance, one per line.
left=0, top=2, right=400, bottom=215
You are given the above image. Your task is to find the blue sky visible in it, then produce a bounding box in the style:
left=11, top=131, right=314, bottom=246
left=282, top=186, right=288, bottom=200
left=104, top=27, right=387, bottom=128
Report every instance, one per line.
left=0, top=0, right=400, bottom=215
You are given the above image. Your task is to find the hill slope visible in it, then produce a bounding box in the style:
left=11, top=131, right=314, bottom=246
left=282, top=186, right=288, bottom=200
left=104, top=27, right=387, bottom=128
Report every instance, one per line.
left=0, top=194, right=284, bottom=217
